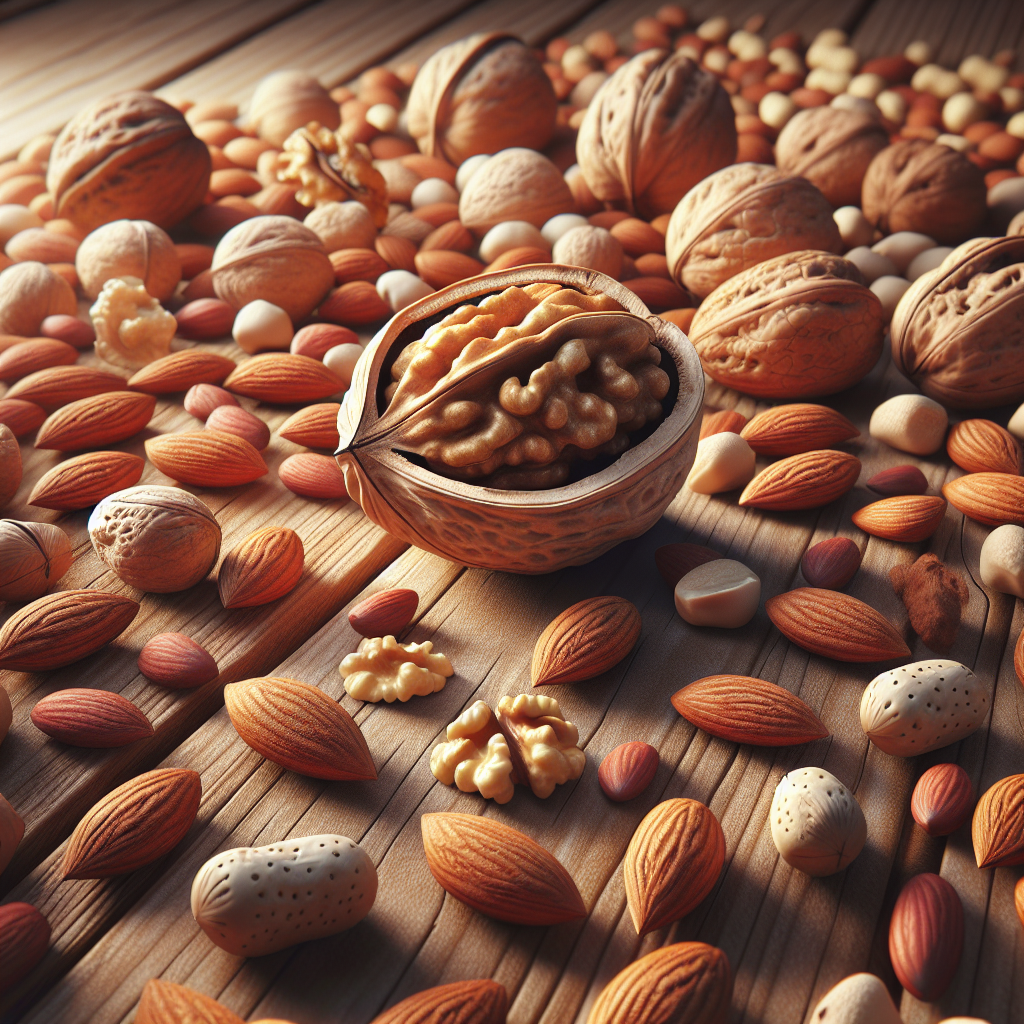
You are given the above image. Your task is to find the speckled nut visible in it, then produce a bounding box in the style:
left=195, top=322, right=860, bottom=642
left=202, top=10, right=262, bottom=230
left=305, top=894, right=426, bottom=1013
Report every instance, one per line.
left=685, top=431, right=755, bottom=494
left=979, top=524, right=1024, bottom=598
left=674, top=558, right=761, bottom=627
left=90, top=276, right=176, bottom=369
left=75, top=219, right=181, bottom=301
left=248, top=70, right=339, bottom=147
left=46, top=91, right=211, bottom=231
left=551, top=224, right=622, bottom=278
left=0, top=261, right=77, bottom=336
left=869, top=393, right=948, bottom=455
left=340, top=635, right=453, bottom=703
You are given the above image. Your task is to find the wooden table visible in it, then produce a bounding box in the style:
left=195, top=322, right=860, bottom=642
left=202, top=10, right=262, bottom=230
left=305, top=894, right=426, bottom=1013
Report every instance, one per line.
left=1, top=1, right=1022, bottom=1022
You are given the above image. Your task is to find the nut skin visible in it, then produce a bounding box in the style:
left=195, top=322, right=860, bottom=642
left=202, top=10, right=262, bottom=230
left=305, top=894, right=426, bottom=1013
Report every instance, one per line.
left=135, top=980, right=244, bottom=1024
left=0, top=519, right=73, bottom=600
left=947, top=419, right=1022, bottom=474
left=0, top=424, right=21, bottom=508
left=138, top=632, right=218, bottom=688
left=801, top=537, right=862, bottom=590
left=348, top=588, right=418, bottom=637
left=973, top=774, right=1024, bottom=868
left=217, top=526, right=304, bottom=608
left=370, top=980, right=508, bottom=1024
left=0, top=903, right=50, bottom=998
left=249, top=70, right=339, bottom=147
left=598, top=741, right=658, bottom=801
left=0, top=261, right=77, bottom=336
left=866, top=465, right=929, bottom=497
left=739, top=403, right=859, bottom=457
left=943, top=473, right=1024, bottom=527
left=911, top=763, right=974, bottom=836
left=30, top=688, right=153, bottom=747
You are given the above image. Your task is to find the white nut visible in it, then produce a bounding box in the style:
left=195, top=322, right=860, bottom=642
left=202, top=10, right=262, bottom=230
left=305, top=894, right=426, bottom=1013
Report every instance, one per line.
left=685, top=432, right=756, bottom=494
left=340, top=635, right=453, bottom=703
left=935, top=132, right=972, bottom=153
left=833, top=207, right=874, bottom=250
left=410, top=177, right=459, bottom=208
left=323, top=342, right=363, bottom=388
left=728, top=30, right=767, bottom=61
left=830, top=94, right=879, bottom=118
left=871, top=231, right=936, bottom=274
left=979, top=524, right=1024, bottom=598
left=805, top=68, right=852, bottom=95
left=551, top=224, right=622, bottom=277
left=376, top=268, right=433, bottom=312
left=89, top=276, right=176, bottom=369
left=1009, top=401, right=1024, bottom=440
left=731, top=94, right=758, bottom=117
left=674, top=558, right=761, bottom=629
left=232, top=298, right=293, bottom=354
left=758, top=92, right=798, bottom=131
left=942, top=92, right=987, bottom=134
left=906, top=246, right=953, bottom=281
left=806, top=44, right=858, bottom=74
left=768, top=48, right=804, bottom=76
left=809, top=973, right=903, bottom=1024
left=847, top=73, right=886, bottom=100
left=875, top=89, right=908, bottom=125
left=365, top=102, right=398, bottom=134
left=869, top=393, right=948, bottom=456
left=478, top=220, right=548, bottom=263
left=1008, top=112, right=1024, bottom=140
left=959, top=55, right=1008, bottom=93
left=541, top=212, right=589, bottom=246
left=844, top=246, right=897, bottom=284
left=869, top=275, right=911, bottom=324
left=813, top=29, right=848, bottom=48
left=570, top=70, right=608, bottom=108
left=0, top=204, right=43, bottom=247
left=696, top=15, right=730, bottom=43
left=904, top=40, right=934, bottom=66
left=1001, top=88, right=1024, bottom=116
left=455, top=153, right=490, bottom=192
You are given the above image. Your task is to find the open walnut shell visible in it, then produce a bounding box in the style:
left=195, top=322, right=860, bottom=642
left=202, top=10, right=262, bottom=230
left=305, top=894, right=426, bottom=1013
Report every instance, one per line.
left=337, top=266, right=703, bottom=573
left=890, top=236, right=1024, bottom=409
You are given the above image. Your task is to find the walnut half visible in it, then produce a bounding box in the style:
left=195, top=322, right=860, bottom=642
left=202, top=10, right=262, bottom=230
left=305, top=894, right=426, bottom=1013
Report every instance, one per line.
left=340, top=635, right=453, bottom=703
left=429, top=700, right=515, bottom=803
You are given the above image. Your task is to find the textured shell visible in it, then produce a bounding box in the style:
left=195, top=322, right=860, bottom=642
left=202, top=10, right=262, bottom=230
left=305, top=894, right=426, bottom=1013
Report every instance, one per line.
left=890, top=236, right=1024, bottom=409
left=973, top=774, right=1024, bottom=868
left=666, top=163, right=842, bottom=299
left=0, top=519, right=73, bottom=601
left=370, top=980, right=508, bottom=1024
left=739, top=450, right=861, bottom=510
left=943, top=473, right=1024, bottom=526
left=336, top=266, right=703, bottom=574
left=689, top=250, right=884, bottom=399
left=576, top=49, right=736, bottom=220
left=912, top=763, right=974, bottom=836
left=217, top=526, right=304, bottom=608
left=947, top=419, right=1022, bottom=474
left=0, top=263, right=78, bottom=337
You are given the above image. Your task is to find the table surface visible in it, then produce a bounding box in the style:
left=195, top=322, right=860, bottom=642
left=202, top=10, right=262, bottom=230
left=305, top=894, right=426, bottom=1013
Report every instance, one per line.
left=1, top=1, right=1023, bottom=1023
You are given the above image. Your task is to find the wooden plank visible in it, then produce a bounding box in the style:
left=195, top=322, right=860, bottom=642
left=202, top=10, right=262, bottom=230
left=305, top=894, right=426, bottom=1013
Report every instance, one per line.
left=0, top=0, right=52, bottom=24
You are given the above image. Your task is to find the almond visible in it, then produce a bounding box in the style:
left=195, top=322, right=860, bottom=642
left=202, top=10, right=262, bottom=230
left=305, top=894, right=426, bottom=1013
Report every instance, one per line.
left=0, top=397, right=46, bottom=437
left=218, top=526, right=304, bottom=608
left=6, top=365, right=129, bottom=412
left=622, top=276, right=690, bottom=309
left=127, top=349, right=237, bottom=394
left=587, top=942, right=732, bottom=1024
left=671, top=675, right=828, bottom=746
left=330, top=247, right=390, bottom=284
left=319, top=280, right=391, bottom=326
left=62, top=767, right=201, bottom=879
left=420, top=219, right=475, bottom=253
left=375, top=234, right=417, bottom=271
left=224, top=353, right=344, bottom=403
left=138, top=632, right=218, bottom=688
left=421, top=812, right=585, bottom=926
left=624, top=798, right=725, bottom=935
left=6, top=227, right=78, bottom=263
left=0, top=902, right=50, bottom=997
left=36, top=391, right=155, bottom=451
left=484, top=246, right=551, bottom=272
left=224, top=676, right=376, bottom=781
left=0, top=337, right=77, bottom=383
left=947, top=419, right=1022, bottom=475
left=972, top=774, right=1024, bottom=868
left=174, top=297, right=235, bottom=340
left=699, top=407, right=745, bottom=440
left=413, top=202, right=460, bottom=228
left=28, top=450, right=144, bottom=509
left=912, top=763, right=974, bottom=837
left=654, top=543, right=723, bottom=588
left=0, top=423, right=20, bottom=506
left=739, top=450, right=861, bottom=510
left=531, top=596, right=641, bottom=686
left=740, top=403, right=859, bottom=456
left=370, top=980, right=508, bottom=1024
left=291, top=323, right=358, bottom=360
left=0, top=589, right=140, bottom=670
left=888, top=873, right=963, bottom=1002
left=31, top=688, right=153, bottom=747
left=851, top=495, right=947, bottom=542
left=943, top=473, right=1024, bottom=526
left=800, top=536, right=862, bottom=589
left=610, top=217, right=666, bottom=256
left=40, top=313, right=95, bottom=349
left=1016, top=877, right=1024, bottom=932
left=765, top=587, right=911, bottom=662
left=136, top=979, right=245, bottom=1024
left=414, top=250, right=485, bottom=289
left=278, top=452, right=348, bottom=498
left=279, top=402, right=341, bottom=449
left=348, top=587, right=418, bottom=637
left=183, top=383, right=238, bottom=421
left=175, top=242, right=216, bottom=279
left=598, top=741, right=659, bottom=802
left=866, top=464, right=929, bottom=496
left=145, top=430, right=268, bottom=487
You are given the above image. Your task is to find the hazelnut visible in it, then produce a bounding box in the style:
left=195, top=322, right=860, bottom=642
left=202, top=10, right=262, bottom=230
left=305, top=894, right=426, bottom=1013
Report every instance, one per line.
left=458, top=149, right=573, bottom=233
left=844, top=246, right=897, bottom=283
left=376, top=269, right=434, bottom=313
left=232, top=299, right=292, bottom=354
left=685, top=432, right=756, bottom=494
left=304, top=200, right=378, bottom=252
left=76, top=219, right=181, bottom=301
left=90, top=276, right=177, bottom=369
left=478, top=220, right=549, bottom=263
left=833, top=206, right=874, bottom=249
left=248, top=71, right=340, bottom=147
left=869, top=393, right=947, bottom=455
left=906, top=247, right=953, bottom=281
left=0, top=261, right=77, bottom=336
left=410, top=177, right=459, bottom=208
left=551, top=224, right=622, bottom=278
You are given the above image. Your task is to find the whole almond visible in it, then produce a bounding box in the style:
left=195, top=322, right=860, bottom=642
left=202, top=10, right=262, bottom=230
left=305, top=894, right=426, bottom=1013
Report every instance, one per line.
left=766, top=587, right=911, bottom=662
left=699, top=408, right=746, bottom=440
left=6, top=227, right=78, bottom=263
left=279, top=402, right=341, bottom=449
left=852, top=495, right=947, bottom=542
left=740, top=403, right=859, bottom=455
left=278, top=452, right=348, bottom=498
left=587, top=942, right=732, bottom=1024
left=654, top=543, right=722, bottom=588
left=973, top=774, right=1024, bottom=868
left=801, top=536, right=862, bottom=589
left=611, top=217, right=665, bottom=256
left=28, top=450, right=144, bottom=509
left=0, top=397, right=46, bottom=437
left=943, top=473, right=1024, bottom=526
left=866, top=464, right=929, bottom=496
left=485, top=245, right=552, bottom=272
left=888, top=873, right=963, bottom=1002
left=0, top=337, right=77, bottom=383
left=40, top=313, right=95, bottom=348
left=947, top=419, right=1022, bottom=474
left=223, top=353, right=344, bottom=403
left=183, top=382, right=239, bottom=421
left=414, top=250, right=485, bottom=289
left=330, top=247, right=390, bottom=284
left=319, top=281, right=392, bottom=326
left=173, top=297, right=236, bottom=340
left=0, top=423, right=20, bottom=505
left=175, top=242, right=215, bottom=278
left=598, top=741, right=659, bottom=802
left=532, top=596, right=641, bottom=686
left=376, top=234, right=417, bottom=271
left=127, top=349, right=236, bottom=394
left=6, top=365, right=128, bottom=411
left=421, top=812, right=585, bottom=926
left=348, top=588, right=418, bottom=637
left=0, top=902, right=50, bottom=997
left=420, top=219, right=475, bottom=253
left=36, top=390, right=155, bottom=451
left=739, top=450, right=861, bottom=510
left=218, top=526, right=304, bottom=608
left=370, top=980, right=508, bottom=1024
left=622, top=276, right=690, bottom=309
left=138, top=633, right=218, bottom=688
left=136, top=979, right=245, bottom=1024
left=0, top=589, right=140, bottom=670
left=224, top=676, right=376, bottom=781
left=31, top=688, right=153, bottom=747
left=145, top=430, right=267, bottom=487
left=62, top=767, right=202, bottom=879
left=671, top=675, right=828, bottom=746
left=912, top=764, right=974, bottom=837
left=205, top=404, right=271, bottom=450
left=624, top=798, right=725, bottom=935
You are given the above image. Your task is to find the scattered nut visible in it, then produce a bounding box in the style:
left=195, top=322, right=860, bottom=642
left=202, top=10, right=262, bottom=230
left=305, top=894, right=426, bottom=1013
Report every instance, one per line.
left=674, top=558, right=761, bottom=628
left=979, top=524, right=1024, bottom=598
left=833, top=206, right=874, bottom=249
left=0, top=261, right=77, bottom=336
left=249, top=70, right=339, bottom=147
left=232, top=298, right=293, bottom=354
left=323, top=342, right=362, bottom=387
left=891, top=553, right=969, bottom=653
left=870, top=275, right=911, bottom=323
left=430, top=700, right=515, bottom=804
left=75, top=219, right=180, bottom=301
left=0, top=519, right=73, bottom=602
left=340, top=635, right=453, bottom=703
left=495, top=693, right=586, bottom=799
left=685, top=431, right=756, bottom=494
left=90, top=276, right=177, bottom=369
left=869, top=393, right=948, bottom=455
left=479, top=220, right=548, bottom=263
left=551, top=224, right=622, bottom=277
left=304, top=200, right=378, bottom=252
left=376, top=268, right=434, bottom=312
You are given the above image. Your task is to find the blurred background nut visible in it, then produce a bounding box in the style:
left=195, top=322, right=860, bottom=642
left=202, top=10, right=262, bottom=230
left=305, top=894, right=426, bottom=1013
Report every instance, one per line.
left=576, top=50, right=736, bottom=219
left=407, top=33, right=557, bottom=166
left=90, top=276, right=176, bottom=369
left=232, top=299, right=293, bottom=354
left=0, top=519, right=73, bottom=602
left=0, top=261, right=77, bottom=335
left=979, top=524, right=1024, bottom=599
left=76, top=219, right=181, bottom=301
left=833, top=206, right=874, bottom=250
left=248, top=70, right=340, bottom=147
left=551, top=224, right=622, bottom=278
left=304, top=200, right=378, bottom=252
left=0, top=204, right=44, bottom=247
left=0, top=425, right=19, bottom=507
left=46, top=91, right=211, bottom=231
left=479, top=221, right=549, bottom=263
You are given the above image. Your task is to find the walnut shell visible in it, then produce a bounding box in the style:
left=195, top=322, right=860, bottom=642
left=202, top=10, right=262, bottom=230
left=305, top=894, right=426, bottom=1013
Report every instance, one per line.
left=407, top=33, right=556, bottom=166
left=0, top=519, right=73, bottom=602
left=337, top=266, right=703, bottom=573
left=211, top=214, right=334, bottom=321
left=46, top=91, right=211, bottom=231
left=689, top=250, right=884, bottom=398
left=861, top=140, right=986, bottom=245
left=249, top=70, right=340, bottom=147
left=775, top=107, right=889, bottom=208
left=76, top=219, right=181, bottom=301
left=665, top=163, right=842, bottom=299
left=0, top=261, right=77, bottom=336
left=890, top=236, right=1024, bottom=409
left=575, top=50, right=736, bottom=220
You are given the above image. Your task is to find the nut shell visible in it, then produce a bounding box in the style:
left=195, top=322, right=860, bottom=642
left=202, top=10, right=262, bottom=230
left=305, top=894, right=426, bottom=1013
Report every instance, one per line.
left=0, top=519, right=73, bottom=601
left=75, top=219, right=181, bottom=301
left=0, top=261, right=77, bottom=336
left=249, top=70, right=339, bottom=147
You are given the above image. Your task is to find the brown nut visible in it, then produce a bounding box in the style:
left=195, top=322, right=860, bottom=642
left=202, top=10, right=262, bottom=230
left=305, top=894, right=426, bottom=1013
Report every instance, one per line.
left=75, top=219, right=181, bottom=301
left=248, top=70, right=340, bottom=147
left=46, top=91, right=211, bottom=231
left=0, top=519, right=73, bottom=601
left=0, top=261, right=77, bottom=336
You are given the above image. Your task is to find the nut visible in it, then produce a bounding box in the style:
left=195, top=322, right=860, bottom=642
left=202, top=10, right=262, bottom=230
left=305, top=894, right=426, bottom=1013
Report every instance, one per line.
left=0, top=423, right=20, bottom=507
left=127, top=349, right=237, bottom=395
left=801, top=537, right=862, bottom=590
left=551, top=224, right=622, bottom=278
left=232, top=298, right=292, bottom=354
left=853, top=495, right=948, bottom=544
left=912, top=763, right=974, bottom=837
left=739, top=450, right=861, bottom=510
left=889, top=874, right=964, bottom=1002
left=144, top=430, right=268, bottom=487
left=279, top=451, right=348, bottom=498
left=740, top=403, right=859, bottom=456
left=205, top=404, right=270, bottom=450
left=866, top=464, right=929, bottom=497
left=304, top=199, right=378, bottom=251
left=217, top=526, right=303, bottom=608
left=495, top=692, right=586, bottom=798
left=947, top=419, right=1021, bottom=475
left=183, top=382, right=238, bottom=420
left=135, top=981, right=244, bottom=1024
left=973, top=774, right=1024, bottom=868
left=31, top=688, right=153, bottom=747
left=598, top=741, right=658, bottom=802
left=480, top=220, right=549, bottom=263
left=0, top=519, right=73, bottom=601
left=248, top=70, right=340, bottom=146
left=278, top=401, right=341, bottom=449
left=0, top=261, right=77, bottom=335
left=980, top=524, right=1024, bottom=598
left=224, top=352, right=343, bottom=403
left=371, top=982, right=507, bottom=1024
left=943, top=472, right=1024, bottom=527
left=90, top=276, right=176, bottom=369
left=75, top=219, right=180, bottom=300
left=173, top=297, right=235, bottom=340
left=654, top=543, right=722, bottom=588
left=430, top=700, right=515, bottom=803
left=833, top=205, right=874, bottom=249
left=0, top=904, right=49, bottom=998
left=673, top=558, right=761, bottom=628
left=869, top=393, right=947, bottom=454
left=28, top=450, right=145, bottom=511
left=685, top=431, right=755, bottom=494
left=137, top=632, right=218, bottom=689
left=0, top=792, right=24, bottom=877
left=340, top=634, right=453, bottom=703
left=36, top=390, right=156, bottom=451
left=871, top=231, right=936, bottom=275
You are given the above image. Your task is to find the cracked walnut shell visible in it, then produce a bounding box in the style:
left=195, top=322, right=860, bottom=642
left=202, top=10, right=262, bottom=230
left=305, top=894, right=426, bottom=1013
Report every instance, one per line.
left=340, top=635, right=453, bottom=703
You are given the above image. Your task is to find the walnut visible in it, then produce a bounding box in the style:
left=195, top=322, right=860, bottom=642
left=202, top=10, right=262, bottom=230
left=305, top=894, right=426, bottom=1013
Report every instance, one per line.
left=890, top=236, right=1024, bottom=409
left=249, top=70, right=340, bottom=147
left=75, top=219, right=181, bottom=301
left=275, top=122, right=388, bottom=228
left=340, top=634, right=453, bottom=703
left=665, top=163, right=842, bottom=300
left=689, top=250, right=885, bottom=398
left=0, top=261, right=77, bottom=336
left=89, top=276, right=176, bottom=369
left=774, top=107, right=889, bottom=208
left=861, top=140, right=987, bottom=245
left=429, top=700, right=514, bottom=803
left=495, top=693, right=585, bottom=799
left=575, top=50, right=736, bottom=220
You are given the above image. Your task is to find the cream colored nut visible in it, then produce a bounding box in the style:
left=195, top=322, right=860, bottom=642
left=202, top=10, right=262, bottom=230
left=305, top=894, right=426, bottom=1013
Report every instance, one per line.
left=771, top=767, right=866, bottom=876
left=870, top=275, right=911, bottom=324
left=875, top=89, right=908, bottom=125
left=987, top=176, right=1024, bottom=232
left=869, top=393, right=948, bottom=455
left=541, top=212, right=589, bottom=246
left=769, top=48, right=804, bottom=76
left=979, top=524, right=1024, bottom=598
left=323, top=342, right=362, bottom=387
left=365, top=102, right=398, bottom=134
left=1000, top=87, right=1024, bottom=115
left=904, top=41, right=934, bottom=66
left=728, top=30, right=767, bottom=61
left=256, top=146, right=283, bottom=185
left=478, top=220, right=548, bottom=263
left=376, top=268, right=434, bottom=312
left=76, top=219, right=181, bottom=302
left=809, top=973, right=902, bottom=1024
left=813, top=28, right=848, bottom=48
left=833, top=206, right=874, bottom=250
left=674, top=558, right=761, bottom=628
left=959, top=55, right=1008, bottom=93
left=806, top=43, right=858, bottom=74
left=935, top=132, right=972, bottom=153
left=304, top=200, right=377, bottom=253
left=430, top=700, right=514, bottom=803
left=844, top=246, right=897, bottom=284
left=561, top=44, right=594, bottom=79
left=1009, top=401, right=1024, bottom=440
left=927, top=69, right=967, bottom=100
left=232, top=299, right=292, bottom=354
left=906, top=246, right=953, bottom=281
left=340, top=634, right=453, bottom=703
left=90, top=276, right=176, bottom=369
left=943, top=92, right=986, bottom=134
left=830, top=94, right=878, bottom=118
left=1009, top=112, right=1024, bottom=140
left=696, top=15, right=730, bottom=43
left=455, top=152, right=490, bottom=192
left=871, top=231, right=936, bottom=275
left=805, top=68, right=852, bottom=95
left=410, top=177, right=459, bottom=208
left=758, top=92, right=798, bottom=131
left=551, top=224, right=622, bottom=278
left=495, top=693, right=585, bottom=799
left=685, top=432, right=756, bottom=494
left=910, top=64, right=941, bottom=92
left=0, top=204, right=43, bottom=247
left=847, top=73, right=886, bottom=100
left=570, top=70, right=609, bottom=108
